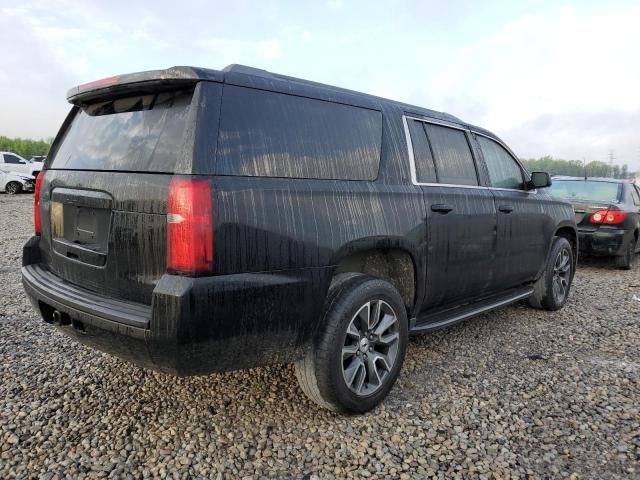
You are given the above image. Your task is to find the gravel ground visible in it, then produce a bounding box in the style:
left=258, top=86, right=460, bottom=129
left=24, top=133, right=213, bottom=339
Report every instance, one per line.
left=1, top=193, right=639, bottom=479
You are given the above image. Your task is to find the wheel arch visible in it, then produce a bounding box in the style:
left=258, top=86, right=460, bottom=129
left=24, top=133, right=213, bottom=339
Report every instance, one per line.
left=534, top=222, right=578, bottom=282
left=554, top=223, right=578, bottom=261
left=329, top=237, right=423, bottom=315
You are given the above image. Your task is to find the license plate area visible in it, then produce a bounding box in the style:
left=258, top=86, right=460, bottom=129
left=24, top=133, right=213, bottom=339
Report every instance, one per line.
left=50, top=188, right=113, bottom=267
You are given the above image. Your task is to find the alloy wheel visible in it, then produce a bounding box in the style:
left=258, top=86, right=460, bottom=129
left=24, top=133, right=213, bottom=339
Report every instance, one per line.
left=341, top=300, right=400, bottom=396
left=552, top=247, right=572, bottom=303
left=5, top=182, right=19, bottom=194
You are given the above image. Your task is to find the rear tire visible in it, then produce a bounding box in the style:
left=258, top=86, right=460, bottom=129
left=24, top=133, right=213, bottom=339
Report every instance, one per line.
left=295, top=274, right=408, bottom=414
left=615, top=237, right=636, bottom=270
left=5, top=182, right=21, bottom=195
left=527, top=236, right=574, bottom=311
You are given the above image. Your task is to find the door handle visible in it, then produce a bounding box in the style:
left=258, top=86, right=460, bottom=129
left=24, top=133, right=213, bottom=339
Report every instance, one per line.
left=498, top=204, right=514, bottom=213
left=431, top=204, right=454, bottom=214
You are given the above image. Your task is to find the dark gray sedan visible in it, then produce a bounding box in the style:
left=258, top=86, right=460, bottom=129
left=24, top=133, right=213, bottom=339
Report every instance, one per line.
left=547, top=177, right=640, bottom=269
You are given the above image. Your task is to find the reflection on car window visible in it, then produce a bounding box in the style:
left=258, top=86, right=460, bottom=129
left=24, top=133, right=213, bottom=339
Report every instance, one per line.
left=4, top=154, right=25, bottom=164
left=424, top=124, right=478, bottom=186
left=477, top=136, right=523, bottom=189
left=217, top=86, right=382, bottom=180
left=407, top=120, right=437, bottom=183
left=49, top=90, right=193, bottom=173
left=548, top=180, right=621, bottom=203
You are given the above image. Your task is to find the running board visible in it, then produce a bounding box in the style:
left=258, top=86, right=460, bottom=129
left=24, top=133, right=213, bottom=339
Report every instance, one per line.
left=411, top=287, right=534, bottom=334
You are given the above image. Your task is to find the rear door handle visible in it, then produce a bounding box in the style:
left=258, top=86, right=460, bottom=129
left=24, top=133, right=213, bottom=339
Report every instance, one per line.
left=498, top=204, right=514, bottom=213
left=431, top=204, right=454, bottom=214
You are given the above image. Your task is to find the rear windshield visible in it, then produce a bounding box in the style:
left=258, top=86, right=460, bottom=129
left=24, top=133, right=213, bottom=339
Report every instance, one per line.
left=547, top=180, right=621, bottom=203
left=49, top=89, right=193, bottom=172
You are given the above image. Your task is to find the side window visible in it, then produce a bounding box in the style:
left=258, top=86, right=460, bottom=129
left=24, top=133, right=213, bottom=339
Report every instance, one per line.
left=407, top=119, right=437, bottom=183
left=424, top=124, right=478, bottom=186
left=631, top=185, right=640, bottom=206
left=477, top=136, right=524, bottom=189
left=4, top=154, right=26, bottom=164
left=217, top=86, right=382, bottom=180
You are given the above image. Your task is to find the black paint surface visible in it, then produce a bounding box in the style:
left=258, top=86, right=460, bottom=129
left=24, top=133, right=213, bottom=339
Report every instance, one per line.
left=22, top=64, right=578, bottom=375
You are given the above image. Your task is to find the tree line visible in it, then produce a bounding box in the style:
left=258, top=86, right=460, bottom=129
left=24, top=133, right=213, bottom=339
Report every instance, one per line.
left=0, top=136, right=52, bottom=159
left=521, top=155, right=634, bottom=179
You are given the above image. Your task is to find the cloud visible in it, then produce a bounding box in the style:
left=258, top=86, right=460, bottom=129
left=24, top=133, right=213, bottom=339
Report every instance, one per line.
left=257, top=40, right=283, bottom=60
left=505, top=109, right=640, bottom=164
left=197, top=37, right=284, bottom=64
left=1, top=1, right=639, bottom=169
left=417, top=5, right=640, bottom=166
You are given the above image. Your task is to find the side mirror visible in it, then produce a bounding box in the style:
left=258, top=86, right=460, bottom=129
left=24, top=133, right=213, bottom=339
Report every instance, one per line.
left=528, top=171, right=552, bottom=190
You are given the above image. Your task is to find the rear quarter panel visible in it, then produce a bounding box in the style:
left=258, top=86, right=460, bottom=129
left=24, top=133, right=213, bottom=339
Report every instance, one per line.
left=209, top=101, right=427, bottom=316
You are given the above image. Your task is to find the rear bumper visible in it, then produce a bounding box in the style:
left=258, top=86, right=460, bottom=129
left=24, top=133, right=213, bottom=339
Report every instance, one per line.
left=22, top=237, right=329, bottom=376
left=578, top=228, right=629, bottom=256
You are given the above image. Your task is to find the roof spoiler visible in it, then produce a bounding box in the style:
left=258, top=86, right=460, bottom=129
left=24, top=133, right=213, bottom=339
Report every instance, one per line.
left=66, top=66, right=223, bottom=105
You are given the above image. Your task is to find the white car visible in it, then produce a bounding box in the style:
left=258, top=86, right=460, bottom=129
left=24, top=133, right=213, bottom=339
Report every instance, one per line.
left=0, top=171, right=35, bottom=194
left=0, top=152, right=44, bottom=177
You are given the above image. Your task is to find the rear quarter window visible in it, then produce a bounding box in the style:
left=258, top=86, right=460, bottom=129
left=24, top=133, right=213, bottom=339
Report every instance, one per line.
left=216, top=86, right=382, bottom=180
left=49, top=89, right=193, bottom=173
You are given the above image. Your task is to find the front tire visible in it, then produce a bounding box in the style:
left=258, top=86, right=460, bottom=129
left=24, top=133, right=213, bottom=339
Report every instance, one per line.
left=5, top=182, right=22, bottom=195
left=295, top=274, right=408, bottom=414
left=528, top=237, right=574, bottom=311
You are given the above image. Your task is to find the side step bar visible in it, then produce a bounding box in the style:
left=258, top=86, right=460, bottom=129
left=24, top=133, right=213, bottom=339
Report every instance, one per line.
left=411, top=287, right=533, bottom=334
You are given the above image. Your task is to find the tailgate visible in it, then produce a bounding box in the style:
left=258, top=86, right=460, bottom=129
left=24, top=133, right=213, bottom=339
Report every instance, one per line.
left=38, top=171, right=170, bottom=305
left=37, top=86, right=198, bottom=305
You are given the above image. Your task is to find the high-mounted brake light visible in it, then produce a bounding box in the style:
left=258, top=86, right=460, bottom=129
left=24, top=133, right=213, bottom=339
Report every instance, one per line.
left=78, top=75, right=120, bottom=91
left=167, top=178, right=214, bottom=275
left=590, top=209, right=626, bottom=225
left=34, top=172, right=45, bottom=235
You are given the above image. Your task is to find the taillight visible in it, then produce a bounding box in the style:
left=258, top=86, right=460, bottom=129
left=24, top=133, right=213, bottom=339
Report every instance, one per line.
left=167, top=178, right=214, bottom=275
left=34, top=172, right=45, bottom=235
left=590, top=209, right=626, bottom=225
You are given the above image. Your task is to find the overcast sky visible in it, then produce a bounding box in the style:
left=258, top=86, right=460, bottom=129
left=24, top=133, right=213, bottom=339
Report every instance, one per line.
left=1, top=0, right=639, bottom=168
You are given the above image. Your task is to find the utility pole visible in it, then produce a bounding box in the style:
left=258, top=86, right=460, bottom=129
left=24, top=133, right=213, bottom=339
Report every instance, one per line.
left=608, top=150, right=615, bottom=177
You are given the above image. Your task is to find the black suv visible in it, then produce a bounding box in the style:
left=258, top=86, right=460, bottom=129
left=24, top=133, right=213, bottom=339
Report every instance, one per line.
left=547, top=177, right=640, bottom=269
left=22, top=65, right=577, bottom=413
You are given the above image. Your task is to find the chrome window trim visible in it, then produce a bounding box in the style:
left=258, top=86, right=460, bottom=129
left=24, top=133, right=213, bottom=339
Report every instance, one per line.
left=405, top=114, right=468, bottom=132
left=402, top=114, right=539, bottom=194
left=489, top=186, right=537, bottom=194
left=402, top=115, right=487, bottom=190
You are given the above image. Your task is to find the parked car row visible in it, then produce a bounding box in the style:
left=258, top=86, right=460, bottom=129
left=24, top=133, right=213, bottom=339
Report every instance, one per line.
left=0, top=152, right=45, bottom=194
left=18, top=65, right=639, bottom=414
left=0, top=171, right=35, bottom=194
left=545, top=177, right=640, bottom=269
left=0, top=152, right=45, bottom=177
